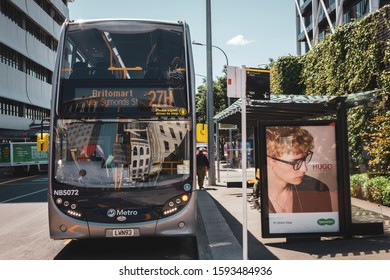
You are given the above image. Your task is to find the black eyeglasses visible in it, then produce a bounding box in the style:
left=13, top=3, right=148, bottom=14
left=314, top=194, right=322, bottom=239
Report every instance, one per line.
left=267, top=151, right=313, bottom=171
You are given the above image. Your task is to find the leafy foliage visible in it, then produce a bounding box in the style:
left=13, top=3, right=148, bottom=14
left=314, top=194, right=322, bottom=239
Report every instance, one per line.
left=270, top=56, right=305, bottom=94
left=299, top=8, right=387, bottom=96
left=270, top=5, right=390, bottom=174
left=350, top=173, right=369, bottom=199
left=361, top=114, right=390, bottom=173
left=350, top=174, right=390, bottom=206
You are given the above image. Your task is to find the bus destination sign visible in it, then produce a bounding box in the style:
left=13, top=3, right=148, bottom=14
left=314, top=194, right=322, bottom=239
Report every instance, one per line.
left=71, top=87, right=187, bottom=115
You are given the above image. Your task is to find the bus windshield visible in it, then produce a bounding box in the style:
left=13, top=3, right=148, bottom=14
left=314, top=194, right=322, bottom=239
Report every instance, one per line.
left=61, top=20, right=186, bottom=82
left=54, top=119, right=191, bottom=189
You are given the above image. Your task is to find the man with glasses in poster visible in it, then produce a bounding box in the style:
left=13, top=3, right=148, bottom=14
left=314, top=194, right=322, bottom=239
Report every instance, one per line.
left=266, top=126, right=333, bottom=214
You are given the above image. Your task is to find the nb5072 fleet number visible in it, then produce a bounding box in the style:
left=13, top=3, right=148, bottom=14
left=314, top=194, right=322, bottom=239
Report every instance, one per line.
left=53, top=189, right=79, bottom=196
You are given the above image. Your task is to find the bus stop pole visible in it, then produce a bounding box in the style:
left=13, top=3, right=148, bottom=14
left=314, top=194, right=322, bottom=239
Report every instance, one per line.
left=241, top=66, right=248, bottom=260
left=338, top=101, right=353, bottom=238
left=206, top=0, right=216, bottom=186
left=216, top=121, right=220, bottom=182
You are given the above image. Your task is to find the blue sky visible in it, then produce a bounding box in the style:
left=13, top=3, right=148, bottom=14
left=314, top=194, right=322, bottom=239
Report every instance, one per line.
left=68, top=0, right=297, bottom=88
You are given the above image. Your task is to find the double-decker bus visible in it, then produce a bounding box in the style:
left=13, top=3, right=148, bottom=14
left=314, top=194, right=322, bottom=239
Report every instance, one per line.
left=48, top=19, right=197, bottom=239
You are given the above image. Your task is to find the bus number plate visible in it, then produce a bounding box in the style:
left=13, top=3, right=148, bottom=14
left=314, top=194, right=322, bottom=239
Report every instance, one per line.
left=110, top=228, right=137, bottom=237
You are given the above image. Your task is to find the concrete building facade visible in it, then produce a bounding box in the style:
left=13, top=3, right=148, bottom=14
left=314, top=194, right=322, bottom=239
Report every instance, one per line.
left=295, top=0, right=390, bottom=54
left=0, top=0, right=69, bottom=141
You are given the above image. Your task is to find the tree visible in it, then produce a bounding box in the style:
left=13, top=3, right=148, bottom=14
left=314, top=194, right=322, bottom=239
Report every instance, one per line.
left=196, top=67, right=228, bottom=121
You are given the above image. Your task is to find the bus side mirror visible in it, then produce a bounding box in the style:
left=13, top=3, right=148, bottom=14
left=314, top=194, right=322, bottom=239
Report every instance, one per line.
left=37, top=133, right=49, bottom=151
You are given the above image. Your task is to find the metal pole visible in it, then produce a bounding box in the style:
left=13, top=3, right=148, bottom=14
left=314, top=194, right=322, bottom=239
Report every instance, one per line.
left=228, top=98, right=233, bottom=167
left=338, top=101, right=352, bottom=238
left=319, top=0, right=335, bottom=33
left=211, top=45, right=228, bottom=66
left=294, top=0, right=313, bottom=50
left=192, top=42, right=228, bottom=66
left=206, top=0, right=215, bottom=185
left=41, top=118, right=44, bottom=151
left=219, top=49, right=233, bottom=168
left=241, top=66, right=248, bottom=260
left=216, top=122, right=220, bottom=182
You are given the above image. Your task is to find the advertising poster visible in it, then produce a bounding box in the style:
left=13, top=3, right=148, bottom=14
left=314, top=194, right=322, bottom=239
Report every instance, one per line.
left=259, top=121, right=341, bottom=237
left=0, top=144, right=11, bottom=165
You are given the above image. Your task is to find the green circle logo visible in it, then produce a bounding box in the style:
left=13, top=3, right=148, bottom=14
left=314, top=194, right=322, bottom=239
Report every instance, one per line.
left=317, top=218, right=336, bottom=226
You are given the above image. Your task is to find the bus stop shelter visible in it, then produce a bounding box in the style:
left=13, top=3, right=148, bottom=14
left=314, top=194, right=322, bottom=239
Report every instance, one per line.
left=213, top=90, right=383, bottom=239
left=214, top=92, right=376, bottom=125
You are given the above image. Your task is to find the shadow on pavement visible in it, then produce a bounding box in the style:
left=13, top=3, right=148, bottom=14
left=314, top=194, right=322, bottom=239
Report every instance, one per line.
left=210, top=197, right=279, bottom=260
left=209, top=187, right=390, bottom=260
left=54, top=236, right=198, bottom=260
left=265, top=236, right=390, bottom=259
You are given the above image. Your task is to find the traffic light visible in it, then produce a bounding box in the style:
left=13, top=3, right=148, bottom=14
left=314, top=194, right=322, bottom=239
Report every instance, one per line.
left=246, top=68, right=270, bottom=100
left=37, top=133, right=49, bottom=151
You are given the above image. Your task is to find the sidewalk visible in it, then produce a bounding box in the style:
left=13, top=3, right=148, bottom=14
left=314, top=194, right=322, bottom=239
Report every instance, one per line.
left=196, top=166, right=390, bottom=260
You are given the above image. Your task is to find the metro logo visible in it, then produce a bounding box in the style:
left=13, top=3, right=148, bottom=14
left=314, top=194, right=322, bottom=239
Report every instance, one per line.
left=107, top=208, right=138, bottom=217
left=117, top=209, right=138, bottom=216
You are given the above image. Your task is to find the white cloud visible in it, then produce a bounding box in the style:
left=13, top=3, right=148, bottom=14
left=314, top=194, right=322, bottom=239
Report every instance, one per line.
left=226, top=34, right=255, bottom=46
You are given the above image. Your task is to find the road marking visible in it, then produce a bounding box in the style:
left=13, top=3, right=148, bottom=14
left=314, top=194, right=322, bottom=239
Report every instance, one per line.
left=0, top=174, right=39, bottom=185
left=32, top=177, right=48, bottom=182
left=0, top=188, right=47, bottom=203
left=63, top=239, right=72, bottom=245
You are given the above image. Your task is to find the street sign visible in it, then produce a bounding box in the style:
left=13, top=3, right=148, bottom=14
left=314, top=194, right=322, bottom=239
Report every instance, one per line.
left=227, top=66, right=242, bottom=98
left=196, top=123, right=208, bottom=142
left=246, top=68, right=270, bottom=100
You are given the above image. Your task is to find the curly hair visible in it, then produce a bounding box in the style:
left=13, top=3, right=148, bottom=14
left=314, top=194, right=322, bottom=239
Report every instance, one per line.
left=266, top=126, right=314, bottom=157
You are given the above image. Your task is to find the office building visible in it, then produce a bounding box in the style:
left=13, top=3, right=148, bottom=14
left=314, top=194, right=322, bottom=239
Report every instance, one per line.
left=295, top=0, right=390, bottom=54
left=0, top=0, right=69, bottom=141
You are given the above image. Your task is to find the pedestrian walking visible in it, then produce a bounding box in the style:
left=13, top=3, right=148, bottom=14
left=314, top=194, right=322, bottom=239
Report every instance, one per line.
left=196, top=148, right=209, bottom=189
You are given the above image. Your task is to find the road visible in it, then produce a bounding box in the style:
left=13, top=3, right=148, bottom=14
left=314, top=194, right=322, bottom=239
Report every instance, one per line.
left=0, top=171, right=198, bottom=260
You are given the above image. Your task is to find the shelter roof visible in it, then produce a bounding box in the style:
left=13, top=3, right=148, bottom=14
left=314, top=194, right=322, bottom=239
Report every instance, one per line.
left=213, top=91, right=378, bottom=126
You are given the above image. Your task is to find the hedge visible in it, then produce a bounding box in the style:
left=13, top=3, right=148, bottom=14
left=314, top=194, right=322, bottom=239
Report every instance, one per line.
left=350, top=174, right=390, bottom=206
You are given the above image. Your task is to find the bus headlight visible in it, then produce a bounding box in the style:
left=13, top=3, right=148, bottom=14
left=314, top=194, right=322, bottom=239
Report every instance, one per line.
left=54, top=197, right=85, bottom=220
left=160, top=194, right=191, bottom=217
